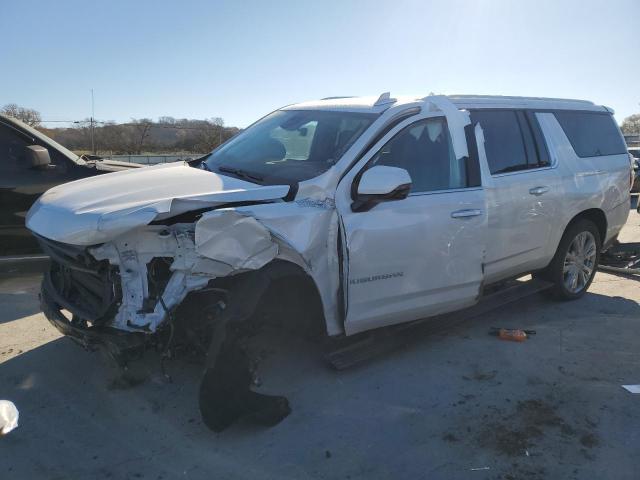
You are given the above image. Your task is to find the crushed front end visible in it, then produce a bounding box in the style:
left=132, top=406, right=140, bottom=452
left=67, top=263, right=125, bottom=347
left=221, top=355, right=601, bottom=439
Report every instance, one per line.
left=38, top=234, right=149, bottom=361
left=26, top=161, right=341, bottom=432
left=34, top=216, right=310, bottom=432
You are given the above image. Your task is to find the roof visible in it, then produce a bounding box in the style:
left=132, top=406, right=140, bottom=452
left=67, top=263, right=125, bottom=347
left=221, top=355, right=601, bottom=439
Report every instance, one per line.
left=281, top=95, right=401, bottom=114
left=283, top=94, right=610, bottom=114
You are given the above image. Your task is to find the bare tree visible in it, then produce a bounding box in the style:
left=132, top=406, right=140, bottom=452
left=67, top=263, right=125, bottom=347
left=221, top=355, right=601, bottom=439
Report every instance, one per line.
left=1, top=103, right=42, bottom=127
left=44, top=116, right=240, bottom=155
left=130, top=118, right=153, bottom=154
left=621, top=114, right=640, bottom=135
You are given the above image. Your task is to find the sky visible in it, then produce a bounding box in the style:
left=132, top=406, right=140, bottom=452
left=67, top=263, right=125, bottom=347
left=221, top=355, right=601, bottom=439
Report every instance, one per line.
left=1, top=0, right=639, bottom=128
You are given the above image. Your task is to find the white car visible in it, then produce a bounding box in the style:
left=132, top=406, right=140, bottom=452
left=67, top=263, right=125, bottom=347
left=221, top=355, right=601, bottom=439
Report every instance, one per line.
left=26, top=94, right=631, bottom=430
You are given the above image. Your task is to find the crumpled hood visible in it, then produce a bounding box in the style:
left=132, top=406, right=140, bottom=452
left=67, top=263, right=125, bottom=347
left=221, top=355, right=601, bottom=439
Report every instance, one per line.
left=26, top=161, right=290, bottom=245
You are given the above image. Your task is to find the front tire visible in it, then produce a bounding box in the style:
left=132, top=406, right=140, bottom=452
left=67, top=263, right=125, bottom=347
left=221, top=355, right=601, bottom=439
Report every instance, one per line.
left=542, top=219, right=601, bottom=300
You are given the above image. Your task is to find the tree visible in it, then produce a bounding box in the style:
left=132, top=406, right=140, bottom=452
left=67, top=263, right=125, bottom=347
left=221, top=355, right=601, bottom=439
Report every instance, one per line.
left=44, top=115, right=240, bottom=155
left=1, top=103, right=42, bottom=127
left=621, top=114, right=640, bottom=135
left=131, top=118, right=153, bottom=154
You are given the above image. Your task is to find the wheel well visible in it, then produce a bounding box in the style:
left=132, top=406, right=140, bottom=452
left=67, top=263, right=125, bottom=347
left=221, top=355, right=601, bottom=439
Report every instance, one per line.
left=178, top=260, right=327, bottom=338
left=567, top=208, right=607, bottom=244
left=254, top=263, right=326, bottom=337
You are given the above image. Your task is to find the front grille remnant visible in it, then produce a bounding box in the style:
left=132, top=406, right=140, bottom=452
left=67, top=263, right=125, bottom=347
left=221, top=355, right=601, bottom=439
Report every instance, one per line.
left=36, top=235, right=122, bottom=325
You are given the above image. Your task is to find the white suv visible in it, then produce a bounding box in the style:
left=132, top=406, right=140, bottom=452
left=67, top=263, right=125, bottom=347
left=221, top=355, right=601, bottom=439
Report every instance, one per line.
left=27, top=94, right=631, bottom=430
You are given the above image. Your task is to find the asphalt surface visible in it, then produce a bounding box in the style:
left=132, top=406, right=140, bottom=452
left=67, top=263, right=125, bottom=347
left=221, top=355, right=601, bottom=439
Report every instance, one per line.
left=1, top=204, right=639, bottom=480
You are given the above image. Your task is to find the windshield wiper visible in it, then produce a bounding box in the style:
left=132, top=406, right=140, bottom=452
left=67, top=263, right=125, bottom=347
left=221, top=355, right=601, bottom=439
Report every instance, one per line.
left=217, top=165, right=264, bottom=182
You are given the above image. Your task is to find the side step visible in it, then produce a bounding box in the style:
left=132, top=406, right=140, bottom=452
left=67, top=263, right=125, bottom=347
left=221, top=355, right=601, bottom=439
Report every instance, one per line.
left=326, top=278, right=553, bottom=371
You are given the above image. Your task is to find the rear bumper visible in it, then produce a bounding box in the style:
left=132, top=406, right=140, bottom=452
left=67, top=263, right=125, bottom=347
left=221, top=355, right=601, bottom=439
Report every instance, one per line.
left=40, top=272, right=146, bottom=357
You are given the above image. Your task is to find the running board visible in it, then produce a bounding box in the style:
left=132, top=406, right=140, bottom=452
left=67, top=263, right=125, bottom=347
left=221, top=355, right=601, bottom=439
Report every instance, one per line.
left=326, top=278, right=553, bottom=371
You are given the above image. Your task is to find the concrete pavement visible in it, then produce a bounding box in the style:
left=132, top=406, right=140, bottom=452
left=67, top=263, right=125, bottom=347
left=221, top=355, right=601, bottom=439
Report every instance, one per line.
left=1, top=205, right=639, bottom=480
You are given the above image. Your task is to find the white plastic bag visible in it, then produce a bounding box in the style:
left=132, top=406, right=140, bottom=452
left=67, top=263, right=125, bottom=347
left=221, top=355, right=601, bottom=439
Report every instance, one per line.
left=0, top=400, right=19, bottom=435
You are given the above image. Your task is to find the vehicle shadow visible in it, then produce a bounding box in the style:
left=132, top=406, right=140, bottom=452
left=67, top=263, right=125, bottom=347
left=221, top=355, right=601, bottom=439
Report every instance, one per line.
left=0, top=335, right=206, bottom=478
left=0, top=285, right=42, bottom=324
left=0, top=327, right=327, bottom=479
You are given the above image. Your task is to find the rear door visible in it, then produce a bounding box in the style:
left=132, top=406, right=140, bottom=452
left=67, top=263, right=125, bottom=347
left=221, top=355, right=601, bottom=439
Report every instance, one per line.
left=337, top=114, right=486, bottom=335
left=471, top=109, right=563, bottom=282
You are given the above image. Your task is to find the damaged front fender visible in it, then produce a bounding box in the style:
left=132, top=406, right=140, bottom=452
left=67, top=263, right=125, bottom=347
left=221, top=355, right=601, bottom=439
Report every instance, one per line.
left=83, top=198, right=340, bottom=337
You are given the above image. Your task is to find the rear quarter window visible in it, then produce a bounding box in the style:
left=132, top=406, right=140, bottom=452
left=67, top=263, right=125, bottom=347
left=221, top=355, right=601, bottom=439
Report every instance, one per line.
left=554, top=111, right=626, bottom=158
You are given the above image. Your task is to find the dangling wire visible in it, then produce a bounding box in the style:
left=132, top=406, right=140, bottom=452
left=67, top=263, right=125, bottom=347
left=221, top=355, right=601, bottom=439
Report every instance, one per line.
left=158, top=296, right=175, bottom=382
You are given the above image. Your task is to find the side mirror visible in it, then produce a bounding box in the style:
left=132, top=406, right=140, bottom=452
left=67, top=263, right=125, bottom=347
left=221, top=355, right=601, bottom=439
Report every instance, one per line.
left=352, top=165, right=412, bottom=212
left=25, top=145, right=51, bottom=169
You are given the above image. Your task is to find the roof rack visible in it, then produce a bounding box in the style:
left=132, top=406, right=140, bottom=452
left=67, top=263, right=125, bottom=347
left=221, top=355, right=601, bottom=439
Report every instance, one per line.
left=446, top=94, right=595, bottom=105
left=321, top=96, right=356, bottom=100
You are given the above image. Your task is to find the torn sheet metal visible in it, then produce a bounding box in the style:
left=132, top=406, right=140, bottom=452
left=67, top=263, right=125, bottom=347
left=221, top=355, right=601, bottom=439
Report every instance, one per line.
left=195, top=210, right=278, bottom=272
left=233, top=199, right=343, bottom=336
left=423, top=95, right=471, bottom=160
left=89, top=208, right=296, bottom=333
left=91, top=230, right=211, bottom=332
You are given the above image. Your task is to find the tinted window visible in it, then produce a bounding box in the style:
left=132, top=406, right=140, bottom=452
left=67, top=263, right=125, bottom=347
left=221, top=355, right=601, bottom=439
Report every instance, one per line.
left=0, top=122, right=30, bottom=172
left=554, top=111, right=626, bottom=157
left=370, top=117, right=467, bottom=192
left=471, top=110, right=528, bottom=174
left=525, top=111, right=550, bottom=167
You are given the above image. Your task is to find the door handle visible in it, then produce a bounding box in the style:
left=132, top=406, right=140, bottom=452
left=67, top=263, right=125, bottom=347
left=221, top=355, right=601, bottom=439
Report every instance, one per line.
left=529, top=186, right=549, bottom=196
left=451, top=209, right=483, bottom=219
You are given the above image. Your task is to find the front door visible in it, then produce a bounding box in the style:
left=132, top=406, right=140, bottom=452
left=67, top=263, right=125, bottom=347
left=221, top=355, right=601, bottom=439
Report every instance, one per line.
left=337, top=115, right=487, bottom=335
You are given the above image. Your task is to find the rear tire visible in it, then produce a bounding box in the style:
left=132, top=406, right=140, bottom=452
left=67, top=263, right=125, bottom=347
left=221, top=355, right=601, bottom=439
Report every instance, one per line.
left=540, top=219, right=601, bottom=301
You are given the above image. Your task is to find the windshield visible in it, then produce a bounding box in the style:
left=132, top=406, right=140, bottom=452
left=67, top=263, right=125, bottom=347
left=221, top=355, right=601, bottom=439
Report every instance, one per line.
left=204, top=110, right=377, bottom=185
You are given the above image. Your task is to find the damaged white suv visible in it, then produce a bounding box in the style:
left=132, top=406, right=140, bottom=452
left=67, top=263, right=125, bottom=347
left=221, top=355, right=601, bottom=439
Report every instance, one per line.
left=27, top=94, right=631, bottom=430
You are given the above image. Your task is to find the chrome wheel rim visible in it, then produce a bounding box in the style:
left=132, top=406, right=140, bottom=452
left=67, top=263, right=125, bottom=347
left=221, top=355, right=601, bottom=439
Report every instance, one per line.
left=563, top=231, right=597, bottom=294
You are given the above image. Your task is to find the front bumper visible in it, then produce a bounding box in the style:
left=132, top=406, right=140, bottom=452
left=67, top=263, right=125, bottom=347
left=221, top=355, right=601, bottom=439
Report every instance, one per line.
left=41, top=271, right=146, bottom=359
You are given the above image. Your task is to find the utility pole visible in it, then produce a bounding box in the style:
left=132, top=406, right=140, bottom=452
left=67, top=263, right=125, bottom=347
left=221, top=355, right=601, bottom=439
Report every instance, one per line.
left=90, top=89, right=96, bottom=155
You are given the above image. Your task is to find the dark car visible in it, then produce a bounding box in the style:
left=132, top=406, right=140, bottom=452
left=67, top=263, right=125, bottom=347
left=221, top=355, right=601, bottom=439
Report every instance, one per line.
left=0, top=114, right=141, bottom=257
left=630, top=148, right=640, bottom=194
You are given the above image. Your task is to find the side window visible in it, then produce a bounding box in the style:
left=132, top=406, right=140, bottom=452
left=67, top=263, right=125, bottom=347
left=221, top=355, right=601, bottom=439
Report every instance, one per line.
left=524, top=111, right=550, bottom=167
left=554, top=111, right=627, bottom=158
left=0, top=123, right=30, bottom=172
left=370, top=117, right=467, bottom=193
left=470, top=110, right=528, bottom=175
